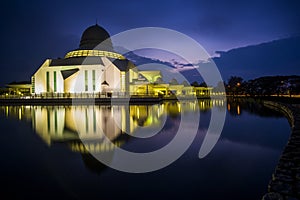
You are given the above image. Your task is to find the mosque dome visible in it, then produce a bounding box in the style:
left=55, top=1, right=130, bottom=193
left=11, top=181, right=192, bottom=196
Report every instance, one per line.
left=64, top=24, right=124, bottom=59
left=79, top=24, right=113, bottom=50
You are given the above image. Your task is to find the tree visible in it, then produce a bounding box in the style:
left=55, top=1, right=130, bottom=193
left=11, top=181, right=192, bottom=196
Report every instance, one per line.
left=198, top=81, right=207, bottom=87
left=169, top=78, right=179, bottom=85
left=228, top=76, right=243, bottom=87
left=181, top=80, right=189, bottom=86
left=191, top=81, right=199, bottom=87
left=155, top=77, right=164, bottom=84
left=227, top=76, right=244, bottom=96
left=213, top=81, right=226, bottom=93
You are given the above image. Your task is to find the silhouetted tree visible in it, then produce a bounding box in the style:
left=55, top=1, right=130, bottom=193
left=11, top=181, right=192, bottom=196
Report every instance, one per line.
left=181, top=80, right=189, bottom=86
left=213, top=81, right=226, bottom=92
left=169, top=78, right=179, bottom=85
left=198, top=81, right=207, bottom=87
left=227, top=76, right=244, bottom=96
left=155, top=77, right=164, bottom=84
left=191, top=81, right=199, bottom=87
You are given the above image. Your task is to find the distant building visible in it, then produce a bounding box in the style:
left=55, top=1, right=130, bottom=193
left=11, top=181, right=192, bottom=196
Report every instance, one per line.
left=6, top=81, right=31, bottom=96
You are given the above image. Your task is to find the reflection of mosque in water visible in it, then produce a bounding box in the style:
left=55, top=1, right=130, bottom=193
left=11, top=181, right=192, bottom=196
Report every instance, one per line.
left=0, top=99, right=225, bottom=172
left=1, top=99, right=225, bottom=152
left=6, top=104, right=166, bottom=152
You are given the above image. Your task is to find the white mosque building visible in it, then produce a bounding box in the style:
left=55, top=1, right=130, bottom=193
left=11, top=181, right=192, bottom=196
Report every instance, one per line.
left=32, top=24, right=142, bottom=97
left=27, top=24, right=211, bottom=98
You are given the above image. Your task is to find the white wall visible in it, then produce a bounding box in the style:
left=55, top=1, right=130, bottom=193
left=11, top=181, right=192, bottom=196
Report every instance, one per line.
left=33, top=58, right=124, bottom=94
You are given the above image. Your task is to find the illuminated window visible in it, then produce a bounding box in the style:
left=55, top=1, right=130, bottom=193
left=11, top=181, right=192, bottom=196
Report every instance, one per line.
left=31, top=76, right=35, bottom=93
left=46, top=71, right=50, bottom=92
left=92, top=70, right=96, bottom=91
left=85, top=70, right=88, bottom=91
left=121, top=73, right=125, bottom=92
left=53, top=71, right=57, bottom=92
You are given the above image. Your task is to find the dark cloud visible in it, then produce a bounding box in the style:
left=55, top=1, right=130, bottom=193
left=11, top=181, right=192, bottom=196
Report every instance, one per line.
left=0, top=0, right=299, bottom=86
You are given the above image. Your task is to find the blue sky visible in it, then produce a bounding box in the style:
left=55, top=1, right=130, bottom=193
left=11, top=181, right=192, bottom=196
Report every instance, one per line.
left=0, top=0, right=299, bottom=85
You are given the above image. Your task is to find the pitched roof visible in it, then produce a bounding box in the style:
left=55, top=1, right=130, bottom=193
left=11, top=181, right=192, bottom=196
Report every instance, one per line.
left=49, top=56, right=136, bottom=72
left=108, top=58, right=135, bottom=71
left=50, top=56, right=103, bottom=66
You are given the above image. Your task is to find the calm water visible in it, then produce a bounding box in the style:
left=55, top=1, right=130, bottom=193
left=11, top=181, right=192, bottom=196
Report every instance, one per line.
left=0, top=99, right=290, bottom=200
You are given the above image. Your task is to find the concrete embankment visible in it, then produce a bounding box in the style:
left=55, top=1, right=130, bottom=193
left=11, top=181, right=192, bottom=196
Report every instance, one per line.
left=262, top=101, right=300, bottom=200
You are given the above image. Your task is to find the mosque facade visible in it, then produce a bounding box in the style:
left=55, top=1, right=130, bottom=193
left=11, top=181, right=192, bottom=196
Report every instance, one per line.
left=29, top=24, right=211, bottom=98
left=32, top=24, right=140, bottom=97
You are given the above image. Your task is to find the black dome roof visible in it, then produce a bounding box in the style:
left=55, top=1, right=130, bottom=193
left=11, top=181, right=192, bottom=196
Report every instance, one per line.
left=79, top=24, right=113, bottom=50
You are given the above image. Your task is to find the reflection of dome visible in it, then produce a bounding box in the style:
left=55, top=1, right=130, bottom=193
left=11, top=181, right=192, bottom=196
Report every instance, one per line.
left=79, top=24, right=113, bottom=50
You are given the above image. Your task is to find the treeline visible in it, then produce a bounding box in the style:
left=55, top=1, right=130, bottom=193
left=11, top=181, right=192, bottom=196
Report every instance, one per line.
left=191, top=75, right=300, bottom=96
left=224, top=75, right=300, bottom=96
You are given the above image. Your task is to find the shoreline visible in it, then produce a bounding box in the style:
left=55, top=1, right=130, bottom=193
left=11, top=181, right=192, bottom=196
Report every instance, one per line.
left=0, top=96, right=300, bottom=105
left=0, top=96, right=216, bottom=105
left=262, top=101, right=300, bottom=200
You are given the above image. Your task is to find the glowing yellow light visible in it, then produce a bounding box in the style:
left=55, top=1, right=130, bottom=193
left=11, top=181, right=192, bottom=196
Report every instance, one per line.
left=18, top=108, right=22, bottom=120
left=237, top=105, right=240, bottom=115
left=178, top=102, right=181, bottom=112
left=5, top=106, right=8, bottom=117
left=65, top=50, right=126, bottom=60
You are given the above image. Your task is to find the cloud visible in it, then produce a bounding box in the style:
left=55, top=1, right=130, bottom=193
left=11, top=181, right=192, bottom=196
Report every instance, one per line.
left=169, top=61, right=200, bottom=72
left=171, top=66, right=200, bottom=72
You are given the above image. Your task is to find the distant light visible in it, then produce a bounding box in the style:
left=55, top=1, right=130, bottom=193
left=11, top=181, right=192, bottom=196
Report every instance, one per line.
left=18, top=108, right=22, bottom=120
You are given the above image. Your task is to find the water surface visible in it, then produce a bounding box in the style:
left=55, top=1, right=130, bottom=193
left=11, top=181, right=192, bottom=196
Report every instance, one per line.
left=0, top=99, right=290, bottom=199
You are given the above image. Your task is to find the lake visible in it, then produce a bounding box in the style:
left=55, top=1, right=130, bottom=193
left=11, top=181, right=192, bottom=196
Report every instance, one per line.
left=0, top=99, right=290, bottom=200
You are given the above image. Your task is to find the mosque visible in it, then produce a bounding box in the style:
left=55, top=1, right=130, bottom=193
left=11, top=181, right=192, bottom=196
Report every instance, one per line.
left=32, top=24, right=139, bottom=97
left=13, top=24, right=212, bottom=98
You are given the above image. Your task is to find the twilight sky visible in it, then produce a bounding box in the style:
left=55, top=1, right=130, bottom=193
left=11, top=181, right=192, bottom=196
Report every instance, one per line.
left=0, top=0, right=299, bottom=86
